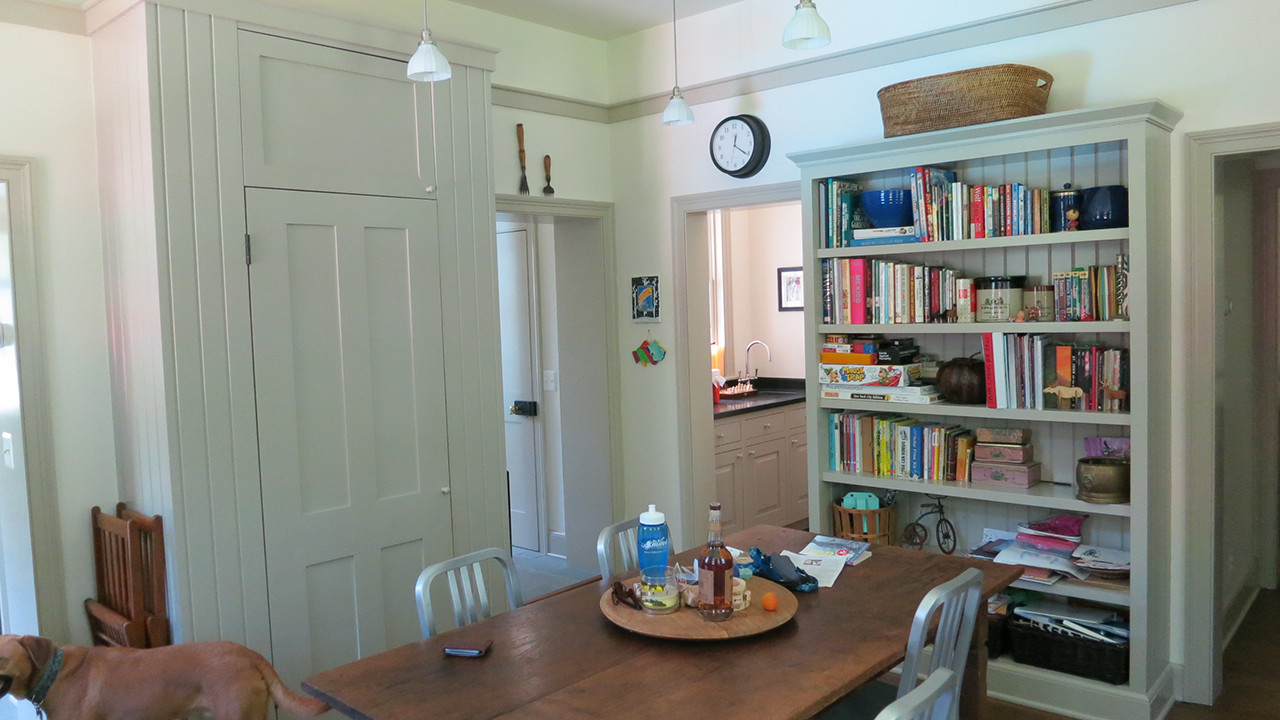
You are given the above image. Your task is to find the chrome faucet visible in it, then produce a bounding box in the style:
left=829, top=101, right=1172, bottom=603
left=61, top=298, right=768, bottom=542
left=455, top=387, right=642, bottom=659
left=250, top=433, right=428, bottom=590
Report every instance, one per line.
left=744, top=340, right=772, bottom=379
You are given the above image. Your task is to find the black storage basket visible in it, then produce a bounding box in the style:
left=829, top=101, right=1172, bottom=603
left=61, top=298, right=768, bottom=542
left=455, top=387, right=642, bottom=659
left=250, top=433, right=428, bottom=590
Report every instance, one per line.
left=986, top=613, right=1008, bottom=659
left=1008, top=618, right=1129, bottom=684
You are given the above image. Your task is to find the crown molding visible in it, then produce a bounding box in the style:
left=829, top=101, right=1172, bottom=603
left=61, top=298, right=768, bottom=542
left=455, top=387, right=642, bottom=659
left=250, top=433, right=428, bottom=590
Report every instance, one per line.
left=0, top=0, right=83, bottom=34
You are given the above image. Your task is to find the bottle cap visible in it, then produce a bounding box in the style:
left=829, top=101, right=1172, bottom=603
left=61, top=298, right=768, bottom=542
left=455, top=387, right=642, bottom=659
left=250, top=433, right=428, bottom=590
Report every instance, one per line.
left=639, top=504, right=665, bottom=525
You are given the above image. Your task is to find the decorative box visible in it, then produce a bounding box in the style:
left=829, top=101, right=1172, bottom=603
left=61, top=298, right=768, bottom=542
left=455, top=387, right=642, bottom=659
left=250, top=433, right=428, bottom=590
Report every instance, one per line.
left=975, top=427, right=1032, bottom=444
left=974, top=443, right=1035, bottom=463
left=971, top=460, right=1042, bottom=488
left=817, top=363, right=922, bottom=387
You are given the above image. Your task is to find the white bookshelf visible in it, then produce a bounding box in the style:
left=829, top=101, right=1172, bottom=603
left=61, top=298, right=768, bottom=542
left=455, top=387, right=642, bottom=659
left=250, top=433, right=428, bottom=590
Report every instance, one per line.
left=790, top=101, right=1180, bottom=720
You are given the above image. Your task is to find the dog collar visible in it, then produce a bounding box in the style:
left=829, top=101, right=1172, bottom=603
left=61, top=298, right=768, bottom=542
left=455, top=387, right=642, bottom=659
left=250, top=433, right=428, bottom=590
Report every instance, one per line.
left=27, top=647, right=62, bottom=716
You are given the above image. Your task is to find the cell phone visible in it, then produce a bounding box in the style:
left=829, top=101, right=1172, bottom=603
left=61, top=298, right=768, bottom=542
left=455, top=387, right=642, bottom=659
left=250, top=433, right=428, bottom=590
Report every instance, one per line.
left=443, top=639, right=493, bottom=657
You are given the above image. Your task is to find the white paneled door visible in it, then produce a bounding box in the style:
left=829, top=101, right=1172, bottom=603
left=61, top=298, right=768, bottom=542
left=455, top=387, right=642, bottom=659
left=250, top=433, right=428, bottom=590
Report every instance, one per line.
left=497, top=229, right=541, bottom=551
left=246, top=188, right=453, bottom=702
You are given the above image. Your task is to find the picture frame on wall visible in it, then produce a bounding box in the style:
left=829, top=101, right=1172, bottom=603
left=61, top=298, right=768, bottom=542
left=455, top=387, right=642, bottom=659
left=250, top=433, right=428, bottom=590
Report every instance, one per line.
left=777, top=266, right=803, bottom=312
left=632, top=275, right=660, bottom=322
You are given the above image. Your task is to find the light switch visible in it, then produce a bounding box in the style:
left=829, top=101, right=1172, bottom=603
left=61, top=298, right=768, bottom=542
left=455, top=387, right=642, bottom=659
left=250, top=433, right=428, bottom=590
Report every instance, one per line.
left=2, top=432, right=13, bottom=469
left=543, top=370, right=559, bottom=392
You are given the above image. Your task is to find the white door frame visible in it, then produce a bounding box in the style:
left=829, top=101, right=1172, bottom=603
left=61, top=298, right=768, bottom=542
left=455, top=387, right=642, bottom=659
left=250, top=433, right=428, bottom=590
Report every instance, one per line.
left=0, top=158, right=66, bottom=640
left=493, top=195, right=624, bottom=529
left=1183, top=122, right=1280, bottom=704
left=671, top=183, right=800, bottom=547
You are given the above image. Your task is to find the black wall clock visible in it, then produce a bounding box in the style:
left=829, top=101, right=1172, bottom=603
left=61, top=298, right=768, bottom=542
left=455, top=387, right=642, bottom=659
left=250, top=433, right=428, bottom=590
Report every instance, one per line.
left=709, top=114, right=770, bottom=179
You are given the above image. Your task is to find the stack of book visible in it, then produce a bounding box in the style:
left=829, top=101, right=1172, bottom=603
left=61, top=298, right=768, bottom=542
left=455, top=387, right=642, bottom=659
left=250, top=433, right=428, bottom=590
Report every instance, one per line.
left=1052, top=254, right=1129, bottom=321
left=981, top=332, right=1129, bottom=412
left=818, top=335, right=937, bottom=404
left=827, top=411, right=972, bottom=483
left=819, top=258, right=964, bottom=325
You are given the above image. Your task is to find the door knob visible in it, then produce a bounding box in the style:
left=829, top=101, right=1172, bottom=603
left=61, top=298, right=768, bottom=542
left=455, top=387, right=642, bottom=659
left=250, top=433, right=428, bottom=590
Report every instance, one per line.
left=509, top=400, right=538, bottom=416
left=440, top=487, right=451, bottom=494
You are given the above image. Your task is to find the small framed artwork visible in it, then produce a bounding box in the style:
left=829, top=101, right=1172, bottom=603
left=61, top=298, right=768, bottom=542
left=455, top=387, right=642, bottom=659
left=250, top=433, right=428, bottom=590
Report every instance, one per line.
left=777, top=266, right=803, bottom=312
left=632, top=275, right=660, bottom=322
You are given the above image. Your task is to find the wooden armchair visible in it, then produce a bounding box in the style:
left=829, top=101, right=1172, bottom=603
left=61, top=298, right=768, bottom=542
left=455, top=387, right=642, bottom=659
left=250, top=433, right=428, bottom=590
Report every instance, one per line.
left=84, top=503, right=170, bottom=648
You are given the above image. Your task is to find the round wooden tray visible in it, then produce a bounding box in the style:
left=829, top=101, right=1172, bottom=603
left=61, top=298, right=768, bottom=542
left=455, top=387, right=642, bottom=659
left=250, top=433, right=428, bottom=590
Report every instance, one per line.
left=599, top=576, right=798, bottom=640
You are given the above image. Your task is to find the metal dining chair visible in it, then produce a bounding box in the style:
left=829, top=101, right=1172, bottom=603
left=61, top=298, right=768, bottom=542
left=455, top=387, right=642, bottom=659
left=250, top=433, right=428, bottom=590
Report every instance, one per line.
left=873, top=668, right=959, bottom=720
left=595, top=517, right=640, bottom=579
left=815, top=567, right=983, bottom=719
left=415, top=547, right=525, bottom=638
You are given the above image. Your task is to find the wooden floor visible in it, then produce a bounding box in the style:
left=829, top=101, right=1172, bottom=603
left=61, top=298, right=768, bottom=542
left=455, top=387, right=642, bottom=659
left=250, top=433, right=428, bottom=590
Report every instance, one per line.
left=987, top=585, right=1280, bottom=720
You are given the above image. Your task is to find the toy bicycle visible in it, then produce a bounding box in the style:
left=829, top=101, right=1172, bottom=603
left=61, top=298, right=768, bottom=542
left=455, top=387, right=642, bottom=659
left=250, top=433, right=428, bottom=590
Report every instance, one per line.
left=901, top=495, right=958, bottom=554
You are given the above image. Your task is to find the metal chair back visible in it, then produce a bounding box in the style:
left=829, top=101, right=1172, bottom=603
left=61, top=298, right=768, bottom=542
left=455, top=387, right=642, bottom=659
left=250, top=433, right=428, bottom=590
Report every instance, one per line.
left=896, top=568, right=983, bottom=700
left=595, top=517, right=640, bottom=579
left=415, top=547, right=524, bottom=638
left=876, top=668, right=958, bottom=720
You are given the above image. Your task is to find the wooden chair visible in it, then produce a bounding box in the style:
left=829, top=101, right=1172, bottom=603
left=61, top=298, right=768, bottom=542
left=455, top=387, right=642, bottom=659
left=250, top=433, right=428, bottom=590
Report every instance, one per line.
left=595, top=517, right=640, bottom=579
left=874, top=668, right=959, bottom=720
left=414, top=547, right=524, bottom=638
left=84, top=503, right=170, bottom=648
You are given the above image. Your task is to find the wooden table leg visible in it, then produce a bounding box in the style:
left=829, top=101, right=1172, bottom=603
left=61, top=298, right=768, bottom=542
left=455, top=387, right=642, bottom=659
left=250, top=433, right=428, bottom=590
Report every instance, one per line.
left=959, top=611, right=990, bottom=720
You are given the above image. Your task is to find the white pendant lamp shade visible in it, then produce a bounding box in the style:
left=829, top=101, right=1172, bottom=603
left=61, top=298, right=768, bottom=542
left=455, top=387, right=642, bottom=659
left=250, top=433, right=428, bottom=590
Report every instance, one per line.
left=408, top=30, right=451, bottom=82
left=783, top=0, right=831, bottom=50
left=663, top=0, right=693, bottom=125
left=663, top=88, right=695, bottom=126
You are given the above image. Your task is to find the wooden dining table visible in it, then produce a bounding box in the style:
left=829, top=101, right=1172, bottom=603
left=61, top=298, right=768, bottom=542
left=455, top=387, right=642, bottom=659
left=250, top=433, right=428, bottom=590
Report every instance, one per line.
left=303, top=525, right=1022, bottom=720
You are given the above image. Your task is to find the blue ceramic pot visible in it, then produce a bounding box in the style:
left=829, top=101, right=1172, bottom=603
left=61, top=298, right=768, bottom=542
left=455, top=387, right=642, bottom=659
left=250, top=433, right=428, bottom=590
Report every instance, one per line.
left=860, top=189, right=914, bottom=229
left=1079, top=185, right=1128, bottom=230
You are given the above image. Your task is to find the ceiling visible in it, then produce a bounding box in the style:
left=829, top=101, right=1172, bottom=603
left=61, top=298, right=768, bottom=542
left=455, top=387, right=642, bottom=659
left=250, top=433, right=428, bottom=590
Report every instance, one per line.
left=449, top=0, right=748, bottom=40
left=38, top=0, right=751, bottom=40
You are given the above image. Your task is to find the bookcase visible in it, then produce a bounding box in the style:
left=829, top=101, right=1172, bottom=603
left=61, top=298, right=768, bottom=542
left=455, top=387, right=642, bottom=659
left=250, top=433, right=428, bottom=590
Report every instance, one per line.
left=789, top=101, right=1181, bottom=720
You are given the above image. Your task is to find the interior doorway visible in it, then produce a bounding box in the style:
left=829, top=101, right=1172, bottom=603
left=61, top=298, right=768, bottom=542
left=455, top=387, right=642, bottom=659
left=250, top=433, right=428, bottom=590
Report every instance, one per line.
left=494, top=197, right=621, bottom=577
left=1184, top=125, right=1280, bottom=705
left=671, top=183, right=802, bottom=546
left=0, top=158, right=59, bottom=644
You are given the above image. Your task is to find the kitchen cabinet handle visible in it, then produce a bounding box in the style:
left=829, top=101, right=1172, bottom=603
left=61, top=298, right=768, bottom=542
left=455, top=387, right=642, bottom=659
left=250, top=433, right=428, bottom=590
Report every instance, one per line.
left=716, top=432, right=725, bottom=439
left=440, top=487, right=451, bottom=494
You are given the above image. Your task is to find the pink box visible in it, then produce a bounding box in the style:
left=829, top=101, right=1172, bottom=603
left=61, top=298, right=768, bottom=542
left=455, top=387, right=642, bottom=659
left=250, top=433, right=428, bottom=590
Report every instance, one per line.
left=970, top=460, right=1042, bottom=488
left=974, top=443, right=1035, bottom=463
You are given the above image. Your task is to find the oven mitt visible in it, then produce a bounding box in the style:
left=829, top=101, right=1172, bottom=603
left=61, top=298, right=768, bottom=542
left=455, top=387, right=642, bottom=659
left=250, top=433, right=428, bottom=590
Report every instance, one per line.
left=749, top=547, right=818, bottom=592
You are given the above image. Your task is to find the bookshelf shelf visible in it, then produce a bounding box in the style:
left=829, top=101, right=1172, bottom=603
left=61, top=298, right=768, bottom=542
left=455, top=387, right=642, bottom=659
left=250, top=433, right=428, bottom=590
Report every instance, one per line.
left=792, top=101, right=1179, bottom=719
left=817, top=399, right=1133, bottom=426
left=821, top=471, right=1131, bottom=517
left=819, top=321, right=1131, bottom=335
left=816, top=227, right=1130, bottom=258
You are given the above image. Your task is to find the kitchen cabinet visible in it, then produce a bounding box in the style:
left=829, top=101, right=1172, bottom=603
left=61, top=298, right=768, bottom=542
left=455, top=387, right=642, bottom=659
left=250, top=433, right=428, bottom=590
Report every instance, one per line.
left=713, top=403, right=808, bottom=534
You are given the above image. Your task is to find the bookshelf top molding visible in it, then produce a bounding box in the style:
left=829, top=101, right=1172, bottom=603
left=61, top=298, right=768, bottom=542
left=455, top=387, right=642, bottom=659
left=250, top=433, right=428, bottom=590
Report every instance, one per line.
left=787, top=100, right=1183, bottom=171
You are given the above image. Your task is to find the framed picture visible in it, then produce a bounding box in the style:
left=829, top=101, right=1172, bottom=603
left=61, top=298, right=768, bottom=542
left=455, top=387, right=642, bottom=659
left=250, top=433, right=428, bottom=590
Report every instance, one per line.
left=631, top=275, right=660, bottom=322
left=777, top=266, right=803, bottom=312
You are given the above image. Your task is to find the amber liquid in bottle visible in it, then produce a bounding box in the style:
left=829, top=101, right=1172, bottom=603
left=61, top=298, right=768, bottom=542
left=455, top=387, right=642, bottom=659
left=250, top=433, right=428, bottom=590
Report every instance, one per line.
left=697, top=502, right=735, bottom=621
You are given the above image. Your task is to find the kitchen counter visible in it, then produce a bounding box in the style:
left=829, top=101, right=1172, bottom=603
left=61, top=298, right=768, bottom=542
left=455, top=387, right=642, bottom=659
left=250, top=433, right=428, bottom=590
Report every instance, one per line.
left=713, top=377, right=805, bottom=419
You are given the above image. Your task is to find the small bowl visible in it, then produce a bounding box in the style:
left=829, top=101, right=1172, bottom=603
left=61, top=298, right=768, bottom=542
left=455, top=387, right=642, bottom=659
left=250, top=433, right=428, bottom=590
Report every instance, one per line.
left=860, top=189, right=914, bottom=228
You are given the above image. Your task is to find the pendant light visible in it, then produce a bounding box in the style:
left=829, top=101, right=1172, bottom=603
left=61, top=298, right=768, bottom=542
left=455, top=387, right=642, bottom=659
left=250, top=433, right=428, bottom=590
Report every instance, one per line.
left=782, top=0, right=831, bottom=50
left=662, top=0, right=694, bottom=126
left=407, top=0, right=451, bottom=82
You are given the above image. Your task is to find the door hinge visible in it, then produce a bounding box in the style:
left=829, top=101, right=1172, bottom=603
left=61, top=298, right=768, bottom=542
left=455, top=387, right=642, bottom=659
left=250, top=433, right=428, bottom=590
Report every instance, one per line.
left=245, top=233, right=251, bottom=265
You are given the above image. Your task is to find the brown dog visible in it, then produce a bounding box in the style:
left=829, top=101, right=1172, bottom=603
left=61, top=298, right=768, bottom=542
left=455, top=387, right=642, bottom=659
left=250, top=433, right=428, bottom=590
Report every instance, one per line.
left=0, top=634, right=329, bottom=720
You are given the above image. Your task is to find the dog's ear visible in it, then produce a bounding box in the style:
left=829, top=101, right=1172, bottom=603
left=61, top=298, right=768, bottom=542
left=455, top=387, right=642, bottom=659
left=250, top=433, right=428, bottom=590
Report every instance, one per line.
left=17, top=636, right=55, bottom=671
left=0, top=673, right=12, bottom=697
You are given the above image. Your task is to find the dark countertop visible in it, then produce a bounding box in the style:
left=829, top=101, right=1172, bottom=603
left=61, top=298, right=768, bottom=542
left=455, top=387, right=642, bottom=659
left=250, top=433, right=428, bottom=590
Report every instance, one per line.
left=713, top=377, right=805, bottom=419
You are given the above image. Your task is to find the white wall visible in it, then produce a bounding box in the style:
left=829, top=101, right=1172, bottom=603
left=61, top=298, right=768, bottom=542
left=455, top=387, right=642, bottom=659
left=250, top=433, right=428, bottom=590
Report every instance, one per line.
left=725, top=203, right=804, bottom=379
left=0, top=22, right=115, bottom=644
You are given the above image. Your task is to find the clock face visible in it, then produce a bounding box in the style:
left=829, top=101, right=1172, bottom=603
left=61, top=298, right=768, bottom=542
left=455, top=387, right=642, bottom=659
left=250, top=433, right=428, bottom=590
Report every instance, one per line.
left=709, top=114, right=770, bottom=178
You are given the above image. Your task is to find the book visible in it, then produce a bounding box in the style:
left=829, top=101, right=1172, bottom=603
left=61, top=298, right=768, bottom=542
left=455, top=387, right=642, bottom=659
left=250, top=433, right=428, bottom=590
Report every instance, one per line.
left=799, top=535, right=872, bottom=566
left=821, top=388, right=942, bottom=404
left=852, top=225, right=915, bottom=239
left=847, top=233, right=923, bottom=247
left=1084, top=436, right=1131, bottom=458
left=819, top=383, right=938, bottom=396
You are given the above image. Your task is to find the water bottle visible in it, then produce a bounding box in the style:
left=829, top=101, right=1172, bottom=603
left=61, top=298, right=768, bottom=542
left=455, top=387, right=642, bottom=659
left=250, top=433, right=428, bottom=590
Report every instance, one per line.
left=637, top=504, right=670, bottom=573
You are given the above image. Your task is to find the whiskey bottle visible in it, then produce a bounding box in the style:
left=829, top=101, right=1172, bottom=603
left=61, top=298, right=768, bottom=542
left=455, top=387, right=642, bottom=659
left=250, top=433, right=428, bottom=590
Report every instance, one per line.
left=697, top=502, right=735, bottom=621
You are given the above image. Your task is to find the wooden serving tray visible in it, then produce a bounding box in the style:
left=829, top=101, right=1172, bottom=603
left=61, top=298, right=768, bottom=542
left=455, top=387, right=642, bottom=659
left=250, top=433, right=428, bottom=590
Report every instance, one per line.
left=599, top=576, right=798, bottom=640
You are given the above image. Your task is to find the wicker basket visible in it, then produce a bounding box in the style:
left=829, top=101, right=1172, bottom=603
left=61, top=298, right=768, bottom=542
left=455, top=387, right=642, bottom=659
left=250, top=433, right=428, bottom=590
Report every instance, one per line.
left=877, top=64, right=1053, bottom=138
left=831, top=502, right=897, bottom=545
left=1008, top=618, right=1129, bottom=684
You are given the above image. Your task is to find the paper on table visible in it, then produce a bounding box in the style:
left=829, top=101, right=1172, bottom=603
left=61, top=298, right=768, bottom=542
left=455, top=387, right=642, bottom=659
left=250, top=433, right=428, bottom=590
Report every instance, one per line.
left=782, top=550, right=847, bottom=588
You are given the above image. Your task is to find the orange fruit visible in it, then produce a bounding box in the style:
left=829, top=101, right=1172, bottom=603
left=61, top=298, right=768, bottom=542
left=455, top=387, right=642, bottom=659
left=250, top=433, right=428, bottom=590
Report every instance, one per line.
left=761, top=591, right=779, bottom=611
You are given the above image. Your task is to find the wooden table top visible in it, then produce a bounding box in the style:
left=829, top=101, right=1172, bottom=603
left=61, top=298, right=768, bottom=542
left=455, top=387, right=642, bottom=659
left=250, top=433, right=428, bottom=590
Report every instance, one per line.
left=303, top=525, right=1022, bottom=720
